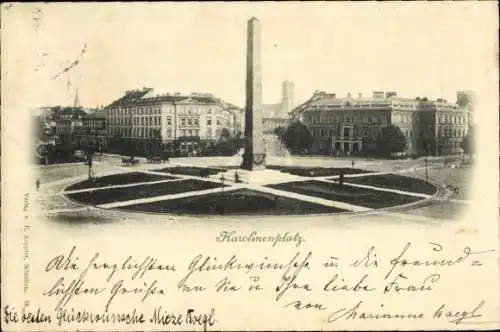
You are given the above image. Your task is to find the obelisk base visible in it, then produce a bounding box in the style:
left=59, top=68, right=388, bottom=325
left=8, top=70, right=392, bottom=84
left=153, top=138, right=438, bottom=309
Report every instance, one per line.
left=241, top=152, right=266, bottom=171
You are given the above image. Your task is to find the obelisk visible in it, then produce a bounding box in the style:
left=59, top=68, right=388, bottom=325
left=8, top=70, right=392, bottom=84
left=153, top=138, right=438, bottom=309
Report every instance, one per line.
left=242, top=17, right=266, bottom=170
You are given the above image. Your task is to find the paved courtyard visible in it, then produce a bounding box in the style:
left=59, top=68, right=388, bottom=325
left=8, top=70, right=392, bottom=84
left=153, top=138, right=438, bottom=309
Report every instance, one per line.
left=34, top=154, right=473, bottom=227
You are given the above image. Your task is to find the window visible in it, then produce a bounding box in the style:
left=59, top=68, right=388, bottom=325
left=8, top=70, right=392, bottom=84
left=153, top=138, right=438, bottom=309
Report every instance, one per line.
left=181, top=118, right=186, bottom=126
left=194, top=118, right=199, bottom=126
left=167, top=129, right=172, bottom=138
left=217, top=119, right=221, bottom=125
left=188, top=118, right=192, bottom=125
left=207, top=128, right=212, bottom=137
left=207, top=119, right=212, bottom=125
left=167, top=117, right=172, bottom=125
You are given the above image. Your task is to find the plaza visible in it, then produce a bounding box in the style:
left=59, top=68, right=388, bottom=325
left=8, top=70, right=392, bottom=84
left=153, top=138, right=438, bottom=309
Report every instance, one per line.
left=35, top=153, right=471, bottom=226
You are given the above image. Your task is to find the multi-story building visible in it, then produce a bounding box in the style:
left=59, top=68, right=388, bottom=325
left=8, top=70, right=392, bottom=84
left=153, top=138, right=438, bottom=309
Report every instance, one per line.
left=55, top=115, right=83, bottom=145
left=104, top=88, right=241, bottom=155
left=290, top=90, right=469, bottom=156
left=73, top=109, right=107, bottom=151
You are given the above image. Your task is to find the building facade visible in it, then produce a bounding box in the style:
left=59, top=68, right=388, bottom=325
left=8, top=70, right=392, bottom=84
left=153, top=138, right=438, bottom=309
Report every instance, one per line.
left=73, top=109, right=107, bottom=151
left=290, top=90, right=469, bottom=156
left=55, top=116, right=83, bottom=145
left=104, top=88, right=241, bottom=155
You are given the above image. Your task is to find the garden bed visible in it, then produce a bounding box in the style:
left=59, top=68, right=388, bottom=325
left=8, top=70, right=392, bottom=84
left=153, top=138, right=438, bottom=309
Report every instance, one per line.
left=266, top=166, right=371, bottom=177
left=66, top=179, right=224, bottom=205
left=66, top=172, right=177, bottom=191
left=268, top=180, right=424, bottom=209
left=343, top=174, right=437, bottom=195
left=120, top=188, right=346, bottom=215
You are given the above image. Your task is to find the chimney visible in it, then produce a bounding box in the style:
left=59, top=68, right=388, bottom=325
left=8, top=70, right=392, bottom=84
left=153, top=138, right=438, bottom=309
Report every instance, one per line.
left=347, top=92, right=352, bottom=99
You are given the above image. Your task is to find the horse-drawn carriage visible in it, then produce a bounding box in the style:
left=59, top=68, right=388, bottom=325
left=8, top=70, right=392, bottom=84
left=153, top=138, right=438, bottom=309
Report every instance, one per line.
left=146, top=156, right=163, bottom=164
left=146, top=153, right=170, bottom=164
left=122, top=157, right=140, bottom=166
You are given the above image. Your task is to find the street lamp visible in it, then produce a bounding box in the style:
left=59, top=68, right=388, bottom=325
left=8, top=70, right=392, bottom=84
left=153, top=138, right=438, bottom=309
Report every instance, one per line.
left=425, top=143, right=429, bottom=182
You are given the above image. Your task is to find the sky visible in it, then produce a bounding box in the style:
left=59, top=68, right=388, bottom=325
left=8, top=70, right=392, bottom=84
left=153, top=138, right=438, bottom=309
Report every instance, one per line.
left=2, top=2, right=498, bottom=110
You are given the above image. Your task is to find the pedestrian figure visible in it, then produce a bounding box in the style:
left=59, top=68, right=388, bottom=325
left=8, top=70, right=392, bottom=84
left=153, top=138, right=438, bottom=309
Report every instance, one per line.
left=36, top=178, right=40, bottom=191
left=352, top=160, right=355, bottom=168
left=220, top=174, right=225, bottom=190
left=235, top=171, right=240, bottom=183
left=338, top=173, right=344, bottom=186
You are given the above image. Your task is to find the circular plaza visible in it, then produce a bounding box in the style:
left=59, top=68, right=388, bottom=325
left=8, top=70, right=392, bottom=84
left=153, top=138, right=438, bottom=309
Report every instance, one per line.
left=57, top=156, right=441, bottom=217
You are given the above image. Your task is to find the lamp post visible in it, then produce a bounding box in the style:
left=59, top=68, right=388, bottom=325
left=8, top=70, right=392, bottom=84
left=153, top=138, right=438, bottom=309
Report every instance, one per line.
left=425, top=143, right=429, bottom=182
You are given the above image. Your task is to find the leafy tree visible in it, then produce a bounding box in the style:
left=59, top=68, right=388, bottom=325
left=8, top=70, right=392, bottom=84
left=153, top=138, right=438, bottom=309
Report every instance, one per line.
left=376, top=125, right=407, bottom=157
left=274, top=126, right=286, bottom=139
left=281, top=121, right=312, bottom=154
left=460, top=126, right=474, bottom=156
left=220, top=128, right=231, bottom=140
left=216, top=128, right=236, bottom=156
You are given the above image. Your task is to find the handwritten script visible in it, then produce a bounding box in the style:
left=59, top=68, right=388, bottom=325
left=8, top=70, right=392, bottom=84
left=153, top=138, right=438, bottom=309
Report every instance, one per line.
left=2, top=241, right=496, bottom=330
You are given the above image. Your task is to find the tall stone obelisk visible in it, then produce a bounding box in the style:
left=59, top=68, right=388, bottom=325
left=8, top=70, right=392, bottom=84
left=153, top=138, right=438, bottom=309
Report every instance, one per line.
left=242, top=17, right=266, bottom=170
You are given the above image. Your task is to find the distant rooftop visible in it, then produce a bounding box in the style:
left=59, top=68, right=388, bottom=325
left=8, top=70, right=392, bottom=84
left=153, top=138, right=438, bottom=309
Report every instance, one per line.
left=105, top=88, right=242, bottom=111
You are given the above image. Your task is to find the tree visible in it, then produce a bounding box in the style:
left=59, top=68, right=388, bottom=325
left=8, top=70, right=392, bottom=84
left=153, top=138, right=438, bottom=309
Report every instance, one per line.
left=216, top=128, right=236, bottom=156
left=274, top=126, right=286, bottom=140
left=376, top=125, right=407, bottom=157
left=460, top=126, right=474, bottom=156
left=220, top=128, right=231, bottom=140
left=281, top=121, right=312, bottom=154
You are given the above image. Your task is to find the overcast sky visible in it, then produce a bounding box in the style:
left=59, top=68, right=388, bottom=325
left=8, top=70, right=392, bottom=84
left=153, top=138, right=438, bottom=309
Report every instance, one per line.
left=2, top=2, right=498, bottom=110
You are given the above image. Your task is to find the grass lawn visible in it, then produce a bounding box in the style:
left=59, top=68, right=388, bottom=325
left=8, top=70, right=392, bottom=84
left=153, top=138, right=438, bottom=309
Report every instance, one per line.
left=66, top=179, right=224, bottom=205
left=66, top=172, right=177, bottom=191
left=342, top=174, right=437, bottom=195
left=268, top=180, right=424, bottom=209
left=156, top=166, right=227, bottom=177
left=266, top=166, right=371, bottom=177
left=121, top=188, right=346, bottom=215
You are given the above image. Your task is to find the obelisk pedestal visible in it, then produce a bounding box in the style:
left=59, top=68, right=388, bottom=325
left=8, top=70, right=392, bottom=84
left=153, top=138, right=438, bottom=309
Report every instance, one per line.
left=241, top=17, right=266, bottom=171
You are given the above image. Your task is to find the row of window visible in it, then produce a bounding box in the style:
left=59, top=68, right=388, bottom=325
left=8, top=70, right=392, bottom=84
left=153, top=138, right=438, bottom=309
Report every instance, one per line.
left=107, top=105, right=230, bottom=116
left=311, top=126, right=416, bottom=139
left=308, top=114, right=387, bottom=125
left=311, top=127, right=379, bottom=138
left=444, top=140, right=464, bottom=149
left=392, top=113, right=413, bottom=123
left=107, top=116, right=230, bottom=127
left=439, top=127, right=466, bottom=138
left=181, top=118, right=200, bottom=126
left=109, top=107, right=162, bottom=116
left=438, top=114, right=466, bottom=124
left=134, top=117, right=161, bottom=126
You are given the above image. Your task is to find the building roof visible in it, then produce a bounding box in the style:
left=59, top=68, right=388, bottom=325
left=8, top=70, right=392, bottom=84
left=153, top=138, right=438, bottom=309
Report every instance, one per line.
left=292, top=91, right=463, bottom=114
left=86, top=109, right=106, bottom=119
left=104, top=89, right=243, bottom=118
